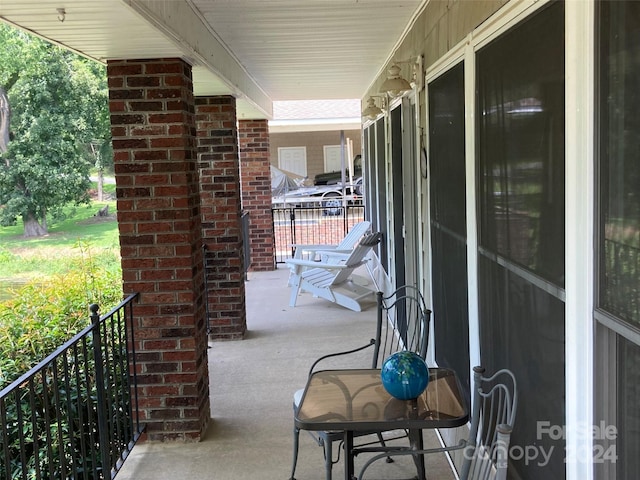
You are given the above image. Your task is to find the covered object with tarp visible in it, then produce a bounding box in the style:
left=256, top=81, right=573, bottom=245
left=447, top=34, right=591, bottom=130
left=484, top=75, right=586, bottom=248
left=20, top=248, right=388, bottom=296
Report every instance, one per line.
left=271, top=166, right=306, bottom=196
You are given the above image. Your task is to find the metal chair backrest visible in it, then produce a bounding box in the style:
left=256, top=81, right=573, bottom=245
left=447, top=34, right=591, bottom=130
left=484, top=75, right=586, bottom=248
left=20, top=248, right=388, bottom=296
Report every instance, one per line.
left=461, top=366, right=518, bottom=480
left=372, top=285, right=431, bottom=368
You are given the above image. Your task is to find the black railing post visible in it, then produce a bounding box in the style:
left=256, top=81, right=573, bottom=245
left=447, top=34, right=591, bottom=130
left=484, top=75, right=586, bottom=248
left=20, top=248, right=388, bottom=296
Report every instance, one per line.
left=202, top=244, right=213, bottom=336
left=126, top=294, right=143, bottom=439
left=289, top=207, right=296, bottom=258
left=90, top=303, right=111, bottom=478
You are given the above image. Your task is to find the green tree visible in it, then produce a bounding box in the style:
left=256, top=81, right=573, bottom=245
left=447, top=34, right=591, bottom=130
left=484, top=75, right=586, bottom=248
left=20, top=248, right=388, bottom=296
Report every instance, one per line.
left=0, top=24, right=111, bottom=237
left=75, top=59, right=113, bottom=201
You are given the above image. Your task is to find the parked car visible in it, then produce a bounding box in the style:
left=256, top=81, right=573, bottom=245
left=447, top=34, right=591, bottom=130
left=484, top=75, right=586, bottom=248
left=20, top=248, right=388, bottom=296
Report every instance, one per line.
left=313, top=155, right=362, bottom=187
left=271, top=165, right=362, bottom=214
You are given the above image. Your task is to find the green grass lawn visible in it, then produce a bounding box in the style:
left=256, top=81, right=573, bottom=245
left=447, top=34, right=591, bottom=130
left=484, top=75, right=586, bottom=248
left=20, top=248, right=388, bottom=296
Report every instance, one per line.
left=0, top=183, right=119, bottom=281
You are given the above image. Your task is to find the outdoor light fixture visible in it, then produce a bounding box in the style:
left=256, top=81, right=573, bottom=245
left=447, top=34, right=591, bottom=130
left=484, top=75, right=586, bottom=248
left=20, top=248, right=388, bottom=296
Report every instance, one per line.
left=362, top=97, right=384, bottom=120
left=379, top=56, right=422, bottom=98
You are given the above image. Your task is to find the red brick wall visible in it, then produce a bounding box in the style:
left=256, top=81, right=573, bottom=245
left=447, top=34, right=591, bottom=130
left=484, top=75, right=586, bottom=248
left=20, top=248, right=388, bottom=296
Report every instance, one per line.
left=195, top=97, right=247, bottom=340
left=238, top=119, right=275, bottom=271
left=107, top=58, right=210, bottom=441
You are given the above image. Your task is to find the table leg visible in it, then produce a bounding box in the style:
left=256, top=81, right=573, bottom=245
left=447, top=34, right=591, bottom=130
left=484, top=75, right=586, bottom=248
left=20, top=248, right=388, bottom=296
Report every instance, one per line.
left=408, top=429, right=426, bottom=480
left=344, top=430, right=354, bottom=480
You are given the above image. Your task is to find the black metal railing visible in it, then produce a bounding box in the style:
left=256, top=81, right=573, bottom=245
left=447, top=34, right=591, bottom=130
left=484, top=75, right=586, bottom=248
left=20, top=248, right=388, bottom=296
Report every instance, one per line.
left=241, top=211, right=251, bottom=274
left=272, top=204, right=365, bottom=264
left=0, top=293, right=144, bottom=480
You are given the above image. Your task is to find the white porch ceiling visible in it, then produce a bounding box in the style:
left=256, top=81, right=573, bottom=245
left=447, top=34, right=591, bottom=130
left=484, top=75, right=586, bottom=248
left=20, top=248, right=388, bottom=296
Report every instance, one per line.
left=0, top=0, right=425, bottom=119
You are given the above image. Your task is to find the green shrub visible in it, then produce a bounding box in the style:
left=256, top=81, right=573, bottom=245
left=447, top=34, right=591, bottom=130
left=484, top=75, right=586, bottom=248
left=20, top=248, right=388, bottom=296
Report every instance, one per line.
left=0, top=250, right=122, bottom=389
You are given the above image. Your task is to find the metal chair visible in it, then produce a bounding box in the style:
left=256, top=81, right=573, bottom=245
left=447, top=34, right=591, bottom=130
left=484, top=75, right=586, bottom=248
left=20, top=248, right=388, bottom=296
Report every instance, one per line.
left=289, top=285, right=431, bottom=480
left=357, top=366, right=518, bottom=480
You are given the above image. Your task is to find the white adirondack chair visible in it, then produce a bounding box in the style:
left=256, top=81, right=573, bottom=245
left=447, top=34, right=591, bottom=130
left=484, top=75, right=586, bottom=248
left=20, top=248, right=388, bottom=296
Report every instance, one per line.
left=290, top=220, right=371, bottom=262
left=287, top=220, right=371, bottom=286
left=286, top=231, right=382, bottom=312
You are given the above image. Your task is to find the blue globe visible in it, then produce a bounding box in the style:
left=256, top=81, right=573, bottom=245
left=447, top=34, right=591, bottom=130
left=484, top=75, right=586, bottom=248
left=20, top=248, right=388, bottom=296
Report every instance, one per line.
left=380, top=351, right=429, bottom=400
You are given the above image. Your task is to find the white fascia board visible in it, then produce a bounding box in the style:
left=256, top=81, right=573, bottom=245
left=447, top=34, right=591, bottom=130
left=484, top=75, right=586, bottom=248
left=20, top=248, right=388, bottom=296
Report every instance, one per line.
left=126, top=0, right=272, bottom=118
left=269, top=118, right=361, bottom=133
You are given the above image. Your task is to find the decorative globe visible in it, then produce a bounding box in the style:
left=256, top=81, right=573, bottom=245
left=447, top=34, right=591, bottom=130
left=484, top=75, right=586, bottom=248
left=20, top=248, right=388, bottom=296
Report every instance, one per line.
left=380, top=351, right=429, bottom=400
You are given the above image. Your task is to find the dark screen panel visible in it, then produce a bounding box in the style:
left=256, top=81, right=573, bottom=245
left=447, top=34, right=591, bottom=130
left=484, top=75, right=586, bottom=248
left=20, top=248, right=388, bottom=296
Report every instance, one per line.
left=476, top=3, right=565, bottom=479
left=375, top=118, right=388, bottom=266
left=599, top=1, right=640, bottom=328
left=477, top=3, right=565, bottom=287
left=390, top=106, right=405, bottom=285
left=428, top=63, right=470, bottom=402
left=478, top=256, right=565, bottom=479
left=598, top=3, right=640, bottom=478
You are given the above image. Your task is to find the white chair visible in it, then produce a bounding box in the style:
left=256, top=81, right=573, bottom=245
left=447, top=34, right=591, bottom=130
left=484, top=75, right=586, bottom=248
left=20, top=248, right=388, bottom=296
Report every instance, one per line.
left=287, top=220, right=371, bottom=287
left=286, top=231, right=381, bottom=312
left=289, top=220, right=370, bottom=261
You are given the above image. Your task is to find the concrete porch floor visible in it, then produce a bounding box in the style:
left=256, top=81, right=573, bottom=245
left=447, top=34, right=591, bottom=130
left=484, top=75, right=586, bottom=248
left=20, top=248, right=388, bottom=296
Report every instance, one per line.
left=115, top=266, right=457, bottom=480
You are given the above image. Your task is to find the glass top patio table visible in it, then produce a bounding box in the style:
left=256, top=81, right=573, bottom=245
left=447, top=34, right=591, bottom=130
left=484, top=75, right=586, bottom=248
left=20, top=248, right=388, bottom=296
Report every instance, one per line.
left=294, top=368, right=469, bottom=479
left=295, top=367, right=468, bottom=431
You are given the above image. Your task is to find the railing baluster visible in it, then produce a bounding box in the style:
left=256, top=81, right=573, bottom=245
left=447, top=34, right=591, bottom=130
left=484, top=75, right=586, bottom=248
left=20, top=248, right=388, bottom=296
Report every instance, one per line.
left=13, top=389, right=27, bottom=479
left=62, top=352, right=79, bottom=479
left=39, top=369, right=55, bottom=480
left=72, top=341, right=89, bottom=479
left=1, top=398, right=11, bottom=480
left=81, top=334, right=100, bottom=479
left=51, top=359, right=69, bottom=479
left=113, top=308, right=129, bottom=464
left=127, top=297, right=142, bottom=442
left=91, top=303, right=112, bottom=479
left=26, top=378, right=41, bottom=480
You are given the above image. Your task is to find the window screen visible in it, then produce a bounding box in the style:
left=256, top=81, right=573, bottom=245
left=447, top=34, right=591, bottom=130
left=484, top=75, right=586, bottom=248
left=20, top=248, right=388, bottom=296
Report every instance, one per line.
left=428, top=63, right=470, bottom=403
left=597, top=2, right=640, bottom=478
left=476, top=3, right=565, bottom=479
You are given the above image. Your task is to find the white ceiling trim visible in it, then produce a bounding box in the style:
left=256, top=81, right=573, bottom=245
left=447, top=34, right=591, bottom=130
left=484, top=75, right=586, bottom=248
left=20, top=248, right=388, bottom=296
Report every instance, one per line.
left=126, top=0, right=272, bottom=118
left=269, top=118, right=361, bottom=133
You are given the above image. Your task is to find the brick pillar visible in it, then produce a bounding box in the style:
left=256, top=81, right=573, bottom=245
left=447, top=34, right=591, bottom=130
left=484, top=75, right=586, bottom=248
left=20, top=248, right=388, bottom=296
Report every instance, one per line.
left=238, top=120, right=275, bottom=271
left=107, top=58, right=209, bottom=441
left=195, top=96, right=247, bottom=340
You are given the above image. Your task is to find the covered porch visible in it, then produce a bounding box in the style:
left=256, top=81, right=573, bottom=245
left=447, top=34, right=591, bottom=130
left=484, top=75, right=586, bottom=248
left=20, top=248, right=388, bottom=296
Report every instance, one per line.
left=116, top=266, right=457, bottom=480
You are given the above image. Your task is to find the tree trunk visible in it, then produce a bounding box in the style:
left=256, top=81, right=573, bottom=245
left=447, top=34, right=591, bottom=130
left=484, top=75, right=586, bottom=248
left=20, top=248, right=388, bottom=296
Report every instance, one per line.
left=97, top=167, right=104, bottom=202
left=23, top=213, right=48, bottom=237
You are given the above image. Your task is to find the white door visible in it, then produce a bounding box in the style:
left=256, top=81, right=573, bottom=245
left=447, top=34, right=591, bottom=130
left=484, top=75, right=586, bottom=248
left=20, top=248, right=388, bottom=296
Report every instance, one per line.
left=278, top=147, right=307, bottom=177
left=323, top=145, right=344, bottom=172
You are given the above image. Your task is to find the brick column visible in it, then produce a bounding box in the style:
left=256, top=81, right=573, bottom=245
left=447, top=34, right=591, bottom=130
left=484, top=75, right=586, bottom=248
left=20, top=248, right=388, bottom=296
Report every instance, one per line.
left=107, top=58, right=209, bottom=441
left=195, top=96, right=247, bottom=340
left=238, top=119, right=275, bottom=271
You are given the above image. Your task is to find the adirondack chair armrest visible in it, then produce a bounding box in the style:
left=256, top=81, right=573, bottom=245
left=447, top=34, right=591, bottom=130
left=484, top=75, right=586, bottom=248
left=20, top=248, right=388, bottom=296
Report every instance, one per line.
left=314, top=249, right=352, bottom=255
left=285, top=258, right=360, bottom=270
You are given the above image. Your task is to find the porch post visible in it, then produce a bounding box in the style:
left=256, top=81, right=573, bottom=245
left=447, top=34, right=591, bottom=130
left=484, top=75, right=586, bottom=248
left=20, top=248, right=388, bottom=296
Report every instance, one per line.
left=238, top=119, right=275, bottom=271
left=107, top=58, right=210, bottom=441
left=195, top=96, right=247, bottom=340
